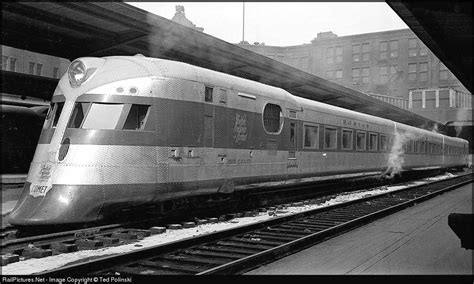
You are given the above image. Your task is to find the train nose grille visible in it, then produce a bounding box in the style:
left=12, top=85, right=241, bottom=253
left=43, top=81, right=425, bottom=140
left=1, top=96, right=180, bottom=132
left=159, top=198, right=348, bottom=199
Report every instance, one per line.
left=58, top=138, right=70, bottom=161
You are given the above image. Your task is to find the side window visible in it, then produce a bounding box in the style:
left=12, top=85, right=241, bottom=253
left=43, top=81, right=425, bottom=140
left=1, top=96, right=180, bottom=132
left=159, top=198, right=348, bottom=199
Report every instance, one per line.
left=219, top=89, right=227, bottom=103
left=43, top=103, right=55, bottom=129
left=82, top=103, right=124, bottom=130
left=369, top=133, right=378, bottom=151
left=380, top=134, right=388, bottom=151
left=123, top=105, right=150, bottom=130
left=324, top=126, right=337, bottom=149
left=68, top=102, right=90, bottom=128
left=303, top=124, right=319, bottom=149
left=406, top=140, right=413, bottom=153
left=342, top=129, right=353, bottom=150
left=263, top=103, right=283, bottom=134
left=205, top=86, right=213, bottom=102
left=356, top=131, right=366, bottom=151
left=52, top=102, right=64, bottom=128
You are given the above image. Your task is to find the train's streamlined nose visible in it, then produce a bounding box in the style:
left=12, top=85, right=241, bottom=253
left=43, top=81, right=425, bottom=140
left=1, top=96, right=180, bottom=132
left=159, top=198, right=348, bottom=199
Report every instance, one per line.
left=8, top=183, right=104, bottom=226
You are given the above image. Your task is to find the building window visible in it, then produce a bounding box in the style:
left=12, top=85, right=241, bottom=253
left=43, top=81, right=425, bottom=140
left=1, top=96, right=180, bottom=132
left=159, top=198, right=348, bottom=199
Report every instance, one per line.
left=379, top=41, right=388, bottom=60
left=419, top=62, right=428, bottom=82
left=390, top=40, right=398, bottom=58
left=361, top=67, right=369, bottom=84
left=408, top=38, right=417, bottom=57
left=324, top=127, right=338, bottom=149
left=326, top=47, right=334, bottom=64
left=1, top=56, right=7, bottom=70
left=342, top=129, right=353, bottom=150
left=9, top=58, right=17, bottom=72
left=53, top=67, right=59, bottom=79
left=335, top=69, right=343, bottom=79
left=335, top=46, right=343, bottom=63
left=36, top=63, right=43, bottom=76
left=420, top=43, right=428, bottom=56
left=408, top=63, right=417, bottom=81
left=352, top=68, right=360, bottom=84
left=356, top=131, right=366, bottom=151
left=263, top=103, right=283, bottom=134
left=362, top=43, right=370, bottom=62
left=205, top=86, right=213, bottom=102
left=439, top=64, right=449, bottom=80
left=379, top=66, right=388, bottom=83
left=29, top=62, right=35, bottom=74
left=352, top=44, right=360, bottom=62
left=303, top=124, right=319, bottom=149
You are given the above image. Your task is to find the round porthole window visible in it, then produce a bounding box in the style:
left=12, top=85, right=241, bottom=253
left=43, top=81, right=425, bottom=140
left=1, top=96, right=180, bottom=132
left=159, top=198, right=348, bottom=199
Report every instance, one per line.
left=58, top=138, right=70, bottom=161
left=263, top=103, right=283, bottom=134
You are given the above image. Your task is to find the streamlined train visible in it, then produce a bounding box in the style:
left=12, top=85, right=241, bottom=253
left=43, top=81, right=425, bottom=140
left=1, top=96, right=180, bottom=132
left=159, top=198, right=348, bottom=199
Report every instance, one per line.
left=8, top=55, right=469, bottom=226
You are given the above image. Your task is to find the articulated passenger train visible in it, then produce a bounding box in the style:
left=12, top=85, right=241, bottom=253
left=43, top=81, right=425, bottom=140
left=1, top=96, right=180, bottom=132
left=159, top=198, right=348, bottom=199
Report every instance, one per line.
left=9, top=55, right=469, bottom=226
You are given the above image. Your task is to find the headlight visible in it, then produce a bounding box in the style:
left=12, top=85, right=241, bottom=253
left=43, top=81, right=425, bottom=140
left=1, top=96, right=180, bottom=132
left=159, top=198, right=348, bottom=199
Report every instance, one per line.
left=68, top=60, right=87, bottom=88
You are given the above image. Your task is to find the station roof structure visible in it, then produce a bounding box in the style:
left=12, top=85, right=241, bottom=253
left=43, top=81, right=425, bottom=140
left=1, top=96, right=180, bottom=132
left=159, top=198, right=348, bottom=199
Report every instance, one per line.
left=387, top=0, right=472, bottom=94
left=2, top=2, right=470, bottom=130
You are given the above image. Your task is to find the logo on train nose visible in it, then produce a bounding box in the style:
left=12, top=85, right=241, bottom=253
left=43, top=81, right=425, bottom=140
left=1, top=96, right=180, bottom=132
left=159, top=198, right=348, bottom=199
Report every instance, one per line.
left=39, top=164, right=52, bottom=180
left=233, top=113, right=248, bottom=143
left=29, top=164, right=54, bottom=198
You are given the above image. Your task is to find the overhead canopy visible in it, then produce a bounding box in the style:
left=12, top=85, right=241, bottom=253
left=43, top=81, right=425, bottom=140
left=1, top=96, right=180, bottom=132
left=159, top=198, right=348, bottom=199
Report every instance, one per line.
left=387, top=0, right=472, bottom=94
left=2, top=1, right=466, bottom=131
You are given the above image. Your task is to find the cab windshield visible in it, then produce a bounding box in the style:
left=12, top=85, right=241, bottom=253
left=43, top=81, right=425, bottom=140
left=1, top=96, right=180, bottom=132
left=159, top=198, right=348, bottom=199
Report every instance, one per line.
left=67, top=102, right=149, bottom=130
left=43, top=102, right=64, bottom=129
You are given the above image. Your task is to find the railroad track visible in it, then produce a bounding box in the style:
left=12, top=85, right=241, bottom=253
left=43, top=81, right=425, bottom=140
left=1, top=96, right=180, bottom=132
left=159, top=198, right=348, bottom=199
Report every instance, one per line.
left=30, top=172, right=471, bottom=275
left=0, top=173, right=393, bottom=258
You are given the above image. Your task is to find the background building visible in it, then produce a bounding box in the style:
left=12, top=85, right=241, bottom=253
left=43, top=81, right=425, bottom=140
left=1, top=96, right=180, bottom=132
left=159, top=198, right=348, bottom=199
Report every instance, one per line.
left=1, top=45, right=70, bottom=79
left=239, top=29, right=470, bottom=97
left=238, top=29, right=471, bottom=119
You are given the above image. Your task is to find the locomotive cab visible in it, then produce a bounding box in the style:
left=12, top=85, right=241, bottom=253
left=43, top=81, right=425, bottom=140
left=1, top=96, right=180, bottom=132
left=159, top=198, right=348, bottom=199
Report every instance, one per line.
left=9, top=57, right=158, bottom=225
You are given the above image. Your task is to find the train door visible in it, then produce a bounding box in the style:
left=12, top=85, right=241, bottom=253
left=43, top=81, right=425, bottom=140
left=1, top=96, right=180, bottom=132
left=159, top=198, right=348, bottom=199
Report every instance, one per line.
left=203, top=86, right=215, bottom=148
left=287, top=110, right=298, bottom=176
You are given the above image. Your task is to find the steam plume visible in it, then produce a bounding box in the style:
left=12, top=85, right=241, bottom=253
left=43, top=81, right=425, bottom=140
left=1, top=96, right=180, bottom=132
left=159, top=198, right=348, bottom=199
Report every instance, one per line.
left=383, top=131, right=415, bottom=179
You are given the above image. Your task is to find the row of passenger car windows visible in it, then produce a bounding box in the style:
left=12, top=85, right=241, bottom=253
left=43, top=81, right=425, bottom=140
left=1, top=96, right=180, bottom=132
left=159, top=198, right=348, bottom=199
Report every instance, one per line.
left=303, top=124, right=390, bottom=151
left=303, top=124, right=465, bottom=155
left=44, top=102, right=150, bottom=131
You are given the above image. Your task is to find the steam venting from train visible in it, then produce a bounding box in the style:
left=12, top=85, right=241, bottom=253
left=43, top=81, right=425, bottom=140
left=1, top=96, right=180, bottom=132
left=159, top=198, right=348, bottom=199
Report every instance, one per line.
left=383, top=131, right=415, bottom=179
left=454, top=108, right=469, bottom=137
left=144, top=9, right=287, bottom=84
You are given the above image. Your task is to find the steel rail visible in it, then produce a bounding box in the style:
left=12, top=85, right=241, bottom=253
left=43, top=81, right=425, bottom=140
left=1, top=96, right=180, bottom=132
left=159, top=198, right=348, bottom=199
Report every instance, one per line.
left=0, top=174, right=389, bottom=254
left=199, top=176, right=473, bottom=274
left=35, top=173, right=471, bottom=275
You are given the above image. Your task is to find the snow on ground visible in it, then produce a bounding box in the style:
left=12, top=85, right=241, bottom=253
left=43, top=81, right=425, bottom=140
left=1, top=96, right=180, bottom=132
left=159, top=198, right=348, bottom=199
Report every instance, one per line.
left=1, top=172, right=458, bottom=275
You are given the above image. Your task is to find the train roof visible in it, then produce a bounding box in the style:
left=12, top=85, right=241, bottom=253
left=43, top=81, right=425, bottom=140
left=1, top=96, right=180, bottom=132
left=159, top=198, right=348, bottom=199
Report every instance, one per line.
left=71, top=55, right=467, bottom=144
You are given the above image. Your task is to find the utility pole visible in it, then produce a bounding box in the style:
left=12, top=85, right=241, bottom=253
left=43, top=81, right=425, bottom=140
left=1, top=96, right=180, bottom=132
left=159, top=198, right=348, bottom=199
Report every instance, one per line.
left=242, top=1, right=245, bottom=43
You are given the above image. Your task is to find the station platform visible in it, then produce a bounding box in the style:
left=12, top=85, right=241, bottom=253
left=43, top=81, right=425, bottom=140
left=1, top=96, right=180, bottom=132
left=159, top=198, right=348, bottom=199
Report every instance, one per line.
left=1, top=175, right=24, bottom=224
left=1, top=174, right=27, bottom=185
left=246, top=183, right=473, bottom=275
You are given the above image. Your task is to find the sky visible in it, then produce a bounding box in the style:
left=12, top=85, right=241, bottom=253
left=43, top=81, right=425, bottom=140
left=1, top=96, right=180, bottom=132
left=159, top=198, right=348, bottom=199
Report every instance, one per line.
left=128, top=2, right=409, bottom=46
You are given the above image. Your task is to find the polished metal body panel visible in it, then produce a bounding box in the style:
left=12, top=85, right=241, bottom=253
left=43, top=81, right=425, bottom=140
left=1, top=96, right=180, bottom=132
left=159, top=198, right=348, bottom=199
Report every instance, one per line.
left=9, top=56, right=469, bottom=225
